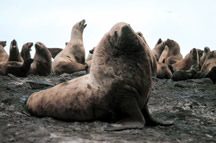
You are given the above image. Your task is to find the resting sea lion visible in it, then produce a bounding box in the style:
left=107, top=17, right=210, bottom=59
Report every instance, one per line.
left=0, top=41, right=6, bottom=47
left=29, top=42, right=52, bottom=76
left=156, top=62, right=172, bottom=79
left=0, top=59, right=33, bottom=77
left=21, top=42, right=33, bottom=61
left=25, top=22, right=173, bottom=131
left=8, top=39, right=23, bottom=62
left=47, top=48, right=63, bottom=58
left=201, top=50, right=216, bottom=73
left=172, top=48, right=200, bottom=71
left=0, top=45, right=9, bottom=63
left=52, top=19, right=87, bottom=75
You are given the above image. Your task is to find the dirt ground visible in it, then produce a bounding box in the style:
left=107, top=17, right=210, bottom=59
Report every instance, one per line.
left=0, top=71, right=215, bottom=143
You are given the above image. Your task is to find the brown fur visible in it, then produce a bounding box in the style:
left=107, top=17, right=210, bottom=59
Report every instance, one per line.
left=21, top=42, right=33, bottom=61
left=0, top=45, right=9, bottom=63
left=52, top=19, right=87, bottom=75
left=8, top=39, right=23, bottom=62
left=200, top=47, right=210, bottom=68
left=47, top=48, right=63, bottom=58
left=136, top=32, right=157, bottom=77
left=0, top=41, right=6, bottom=47
left=153, top=39, right=183, bottom=64
left=25, top=22, right=172, bottom=131
left=156, top=62, right=172, bottom=79
left=172, top=48, right=200, bottom=71
left=29, top=42, right=52, bottom=76
left=201, top=50, right=216, bottom=73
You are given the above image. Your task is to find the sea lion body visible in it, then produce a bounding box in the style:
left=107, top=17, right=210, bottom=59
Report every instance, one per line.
left=0, top=45, right=9, bottom=63
left=8, top=40, right=23, bottom=62
left=29, top=42, right=52, bottom=76
left=52, top=19, right=87, bottom=75
left=172, top=48, right=200, bottom=71
left=26, top=22, right=172, bottom=131
left=0, top=59, right=33, bottom=77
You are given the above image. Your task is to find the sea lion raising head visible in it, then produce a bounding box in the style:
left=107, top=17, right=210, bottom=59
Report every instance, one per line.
left=52, top=19, right=87, bottom=75
left=26, top=22, right=173, bottom=131
left=8, top=39, right=23, bottom=62
left=29, top=42, right=52, bottom=76
left=21, top=42, right=33, bottom=61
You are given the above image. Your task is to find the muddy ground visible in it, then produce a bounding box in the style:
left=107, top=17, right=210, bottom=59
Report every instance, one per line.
left=0, top=71, right=215, bottom=143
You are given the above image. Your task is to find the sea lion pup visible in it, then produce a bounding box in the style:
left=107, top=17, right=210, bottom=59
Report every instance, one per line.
left=8, top=39, right=23, bottom=62
left=0, top=59, right=33, bottom=77
left=0, top=45, right=9, bottom=63
left=172, top=48, right=200, bottom=71
left=21, top=42, right=33, bottom=61
left=0, top=41, right=6, bottom=47
left=29, top=42, right=52, bottom=76
left=25, top=22, right=173, bottom=131
left=47, top=48, right=63, bottom=58
left=52, top=19, right=87, bottom=75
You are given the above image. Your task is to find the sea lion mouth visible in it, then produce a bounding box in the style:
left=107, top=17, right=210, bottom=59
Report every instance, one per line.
left=11, top=40, right=17, bottom=48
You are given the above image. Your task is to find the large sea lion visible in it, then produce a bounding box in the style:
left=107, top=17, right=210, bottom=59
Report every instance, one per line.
left=25, top=22, right=173, bottom=131
left=21, top=42, right=33, bottom=61
left=0, top=45, right=9, bottom=63
left=29, top=42, right=52, bottom=76
left=52, top=19, right=87, bottom=75
left=47, top=48, right=63, bottom=58
left=0, top=41, right=6, bottom=47
left=172, top=48, right=200, bottom=71
left=0, top=59, right=33, bottom=77
left=8, top=39, right=23, bottom=62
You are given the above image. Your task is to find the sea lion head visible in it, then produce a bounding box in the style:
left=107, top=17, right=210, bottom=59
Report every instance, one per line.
left=10, top=39, right=18, bottom=52
left=23, top=42, right=33, bottom=52
left=73, top=19, right=87, bottom=33
left=34, top=42, right=52, bottom=61
left=0, top=41, right=6, bottom=47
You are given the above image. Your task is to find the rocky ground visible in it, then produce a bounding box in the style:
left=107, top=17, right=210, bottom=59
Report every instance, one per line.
left=0, top=72, right=215, bottom=143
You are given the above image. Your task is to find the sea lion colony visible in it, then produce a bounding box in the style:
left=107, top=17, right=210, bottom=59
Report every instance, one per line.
left=1, top=19, right=216, bottom=131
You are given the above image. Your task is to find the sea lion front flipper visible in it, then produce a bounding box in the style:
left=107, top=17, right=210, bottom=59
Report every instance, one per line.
left=105, top=95, right=145, bottom=131
left=142, top=104, right=173, bottom=126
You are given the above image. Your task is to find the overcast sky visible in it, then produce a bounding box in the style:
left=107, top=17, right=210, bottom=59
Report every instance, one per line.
left=1, top=0, right=216, bottom=57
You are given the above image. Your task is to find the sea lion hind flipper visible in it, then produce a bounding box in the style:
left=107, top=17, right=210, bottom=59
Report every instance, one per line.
left=142, top=105, right=174, bottom=126
left=105, top=96, right=145, bottom=131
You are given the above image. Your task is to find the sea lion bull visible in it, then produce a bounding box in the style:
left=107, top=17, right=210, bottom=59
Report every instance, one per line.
left=29, top=42, right=52, bottom=76
left=25, top=22, right=173, bottom=131
left=52, top=19, right=87, bottom=75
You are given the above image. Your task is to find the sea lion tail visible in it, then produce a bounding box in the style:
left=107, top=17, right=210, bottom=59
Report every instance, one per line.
left=142, top=105, right=174, bottom=126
